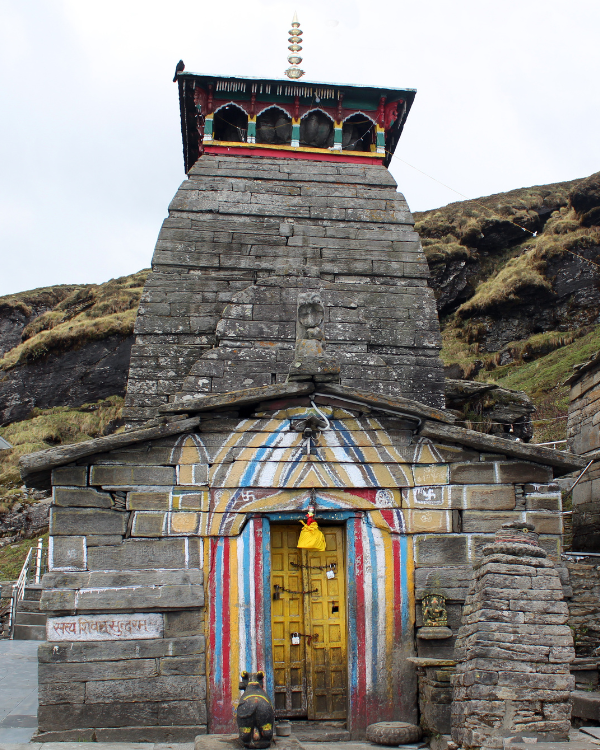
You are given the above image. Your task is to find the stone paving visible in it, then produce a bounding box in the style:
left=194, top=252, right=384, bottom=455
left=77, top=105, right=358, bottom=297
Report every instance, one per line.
left=0, top=641, right=39, bottom=743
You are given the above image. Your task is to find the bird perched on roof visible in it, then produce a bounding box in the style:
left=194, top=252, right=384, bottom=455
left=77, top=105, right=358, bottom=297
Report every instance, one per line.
left=173, top=60, right=185, bottom=82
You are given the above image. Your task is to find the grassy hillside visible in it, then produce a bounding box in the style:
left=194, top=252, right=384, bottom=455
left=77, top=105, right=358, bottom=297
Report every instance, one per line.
left=416, top=171, right=600, bottom=444
left=0, top=397, right=124, bottom=512
left=0, top=270, right=148, bottom=371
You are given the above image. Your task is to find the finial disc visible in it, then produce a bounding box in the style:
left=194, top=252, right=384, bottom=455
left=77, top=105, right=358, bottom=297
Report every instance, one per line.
left=285, top=67, right=305, bottom=79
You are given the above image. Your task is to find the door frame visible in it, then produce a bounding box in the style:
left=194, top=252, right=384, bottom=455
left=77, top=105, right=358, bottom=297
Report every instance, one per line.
left=263, top=511, right=356, bottom=721
left=206, top=506, right=416, bottom=736
left=267, top=515, right=350, bottom=720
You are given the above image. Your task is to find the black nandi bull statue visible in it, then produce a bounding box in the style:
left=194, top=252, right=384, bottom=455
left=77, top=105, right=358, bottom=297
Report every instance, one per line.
left=236, top=671, right=275, bottom=748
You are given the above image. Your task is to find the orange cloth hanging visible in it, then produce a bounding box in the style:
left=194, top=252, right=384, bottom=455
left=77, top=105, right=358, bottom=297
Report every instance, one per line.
left=297, top=519, right=326, bottom=551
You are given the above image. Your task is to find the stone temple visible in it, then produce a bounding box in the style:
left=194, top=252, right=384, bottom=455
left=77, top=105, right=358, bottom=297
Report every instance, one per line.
left=19, top=51, right=585, bottom=744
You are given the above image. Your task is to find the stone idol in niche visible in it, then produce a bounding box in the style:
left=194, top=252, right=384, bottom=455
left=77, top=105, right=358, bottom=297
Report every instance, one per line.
left=418, top=592, right=452, bottom=640
left=288, top=291, right=340, bottom=383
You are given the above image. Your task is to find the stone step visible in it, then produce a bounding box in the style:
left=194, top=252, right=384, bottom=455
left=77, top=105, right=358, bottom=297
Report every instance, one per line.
left=15, top=611, right=47, bottom=626
left=12, top=623, right=46, bottom=640
left=16, top=598, right=42, bottom=613
left=288, top=724, right=350, bottom=743
left=571, top=689, right=600, bottom=721
left=23, top=585, right=43, bottom=601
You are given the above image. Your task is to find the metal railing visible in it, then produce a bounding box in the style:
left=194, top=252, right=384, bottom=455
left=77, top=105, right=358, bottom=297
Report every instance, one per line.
left=6, top=538, right=46, bottom=639
left=534, top=439, right=568, bottom=449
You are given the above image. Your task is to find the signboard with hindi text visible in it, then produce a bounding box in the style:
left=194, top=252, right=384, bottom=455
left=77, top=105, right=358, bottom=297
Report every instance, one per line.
left=47, top=613, right=164, bottom=641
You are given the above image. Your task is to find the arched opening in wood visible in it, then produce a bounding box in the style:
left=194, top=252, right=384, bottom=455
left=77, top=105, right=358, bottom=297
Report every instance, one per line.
left=256, top=107, right=292, bottom=145
left=300, top=110, right=334, bottom=148
left=213, top=104, right=248, bottom=142
left=342, top=113, right=374, bottom=152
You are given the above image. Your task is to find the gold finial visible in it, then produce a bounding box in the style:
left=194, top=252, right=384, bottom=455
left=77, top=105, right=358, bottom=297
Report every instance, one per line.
left=285, top=12, right=305, bottom=80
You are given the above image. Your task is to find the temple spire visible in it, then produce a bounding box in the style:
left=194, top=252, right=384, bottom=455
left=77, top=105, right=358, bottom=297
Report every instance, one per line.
left=285, top=12, right=305, bottom=79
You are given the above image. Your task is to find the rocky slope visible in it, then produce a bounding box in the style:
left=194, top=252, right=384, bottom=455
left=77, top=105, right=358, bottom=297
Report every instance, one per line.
left=416, top=171, right=600, bottom=443
left=0, top=271, right=148, bottom=424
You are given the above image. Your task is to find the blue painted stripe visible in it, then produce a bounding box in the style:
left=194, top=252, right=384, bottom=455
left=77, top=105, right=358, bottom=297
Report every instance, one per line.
left=241, top=522, right=253, bottom=671
left=213, top=539, right=224, bottom=685
left=400, top=535, right=410, bottom=633
left=330, top=419, right=380, bottom=486
left=239, top=422, right=289, bottom=486
left=262, top=518, right=275, bottom=700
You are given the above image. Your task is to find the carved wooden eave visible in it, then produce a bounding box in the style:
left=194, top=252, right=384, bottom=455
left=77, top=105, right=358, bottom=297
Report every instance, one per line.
left=19, top=382, right=585, bottom=488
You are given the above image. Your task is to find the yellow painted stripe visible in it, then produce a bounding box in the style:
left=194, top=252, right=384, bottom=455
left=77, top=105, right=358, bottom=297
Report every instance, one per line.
left=208, top=140, right=384, bottom=159
left=229, top=536, right=240, bottom=712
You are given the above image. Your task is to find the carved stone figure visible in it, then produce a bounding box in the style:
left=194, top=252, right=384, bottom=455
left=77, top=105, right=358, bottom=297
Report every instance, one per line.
left=421, top=593, right=448, bottom=627
left=236, top=671, right=275, bottom=749
left=288, top=292, right=340, bottom=383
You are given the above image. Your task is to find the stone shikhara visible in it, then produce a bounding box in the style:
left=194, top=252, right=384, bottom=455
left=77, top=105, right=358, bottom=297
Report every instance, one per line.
left=123, top=155, right=445, bottom=427
left=451, top=522, right=575, bottom=749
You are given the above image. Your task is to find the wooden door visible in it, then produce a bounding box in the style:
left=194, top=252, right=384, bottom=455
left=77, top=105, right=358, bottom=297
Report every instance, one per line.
left=271, top=525, right=307, bottom=716
left=270, top=524, right=347, bottom=720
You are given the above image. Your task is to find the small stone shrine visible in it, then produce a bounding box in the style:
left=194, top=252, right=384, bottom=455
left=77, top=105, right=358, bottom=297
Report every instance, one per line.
left=18, top=19, right=586, bottom=743
left=452, top=521, right=575, bottom=749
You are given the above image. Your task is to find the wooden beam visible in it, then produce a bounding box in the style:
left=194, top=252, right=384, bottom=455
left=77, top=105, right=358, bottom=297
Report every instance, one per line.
left=158, top=382, right=316, bottom=414
left=318, top=384, right=454, bottom=424
left=419, top=420, right=587, bottom=474
left=19, top=417, right=202, bottom=488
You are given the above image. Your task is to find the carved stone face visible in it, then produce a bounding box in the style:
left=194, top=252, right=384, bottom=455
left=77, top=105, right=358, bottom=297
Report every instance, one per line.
left=297, top=292, right=324, bottom=339
left=298, top=303, right=323, bottom=330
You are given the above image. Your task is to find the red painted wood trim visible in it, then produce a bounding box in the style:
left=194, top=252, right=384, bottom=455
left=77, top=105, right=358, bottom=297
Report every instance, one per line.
left=204, top=145, right=382, bottom=164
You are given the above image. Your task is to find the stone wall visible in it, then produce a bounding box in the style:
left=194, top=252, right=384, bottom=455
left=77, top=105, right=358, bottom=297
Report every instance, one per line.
left=414, top=480, right=565, bottom=660
left=33, top=394, right=575, bottom=739
left=123, top=154, right=444, bottom=425
left=565, top=556, right=600, bottom=657
left=567, top=361, right=600, bottom=551
left=37, top=465, right=206, bottom=742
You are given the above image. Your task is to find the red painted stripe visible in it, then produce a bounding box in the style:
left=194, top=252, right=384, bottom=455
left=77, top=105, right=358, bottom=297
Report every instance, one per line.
left=204, top=145, right=383, bottom=164
left=254, top=519, right=265, bottom=669
left=353, top=517, right=367, bottom=723
left=208, top=538, right=218, bottom=730
left=380, top=508, right=394, bottom=531
left=222, top=536, right=231, bottom=703
left=344, top=488, right=377, bottom=503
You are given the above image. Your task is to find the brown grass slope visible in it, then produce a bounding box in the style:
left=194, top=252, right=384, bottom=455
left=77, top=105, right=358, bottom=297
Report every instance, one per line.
left=0, top=269, right=149, bottom=371
left=417, top=171, right=600, bottom=442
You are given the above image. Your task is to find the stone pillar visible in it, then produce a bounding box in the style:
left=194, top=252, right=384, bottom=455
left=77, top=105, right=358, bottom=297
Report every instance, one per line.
left=451, top=521, right=575, bottom=749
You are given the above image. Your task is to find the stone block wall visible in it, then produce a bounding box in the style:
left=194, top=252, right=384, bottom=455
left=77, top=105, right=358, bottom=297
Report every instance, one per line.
left=35, top=401, right=574, bottom=739
left=37, top=463, right=206, bottom=742
left=414, top=479, right=565, bottom=659
left=567, top=364, right=600, bottom=551
left=565, top=555, right=600, bottom=657
left=123, top=154, right=445, bottom=425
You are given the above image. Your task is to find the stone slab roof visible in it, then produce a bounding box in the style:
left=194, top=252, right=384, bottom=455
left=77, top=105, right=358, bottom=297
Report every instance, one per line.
left=19, top=383, right=586, bottom=488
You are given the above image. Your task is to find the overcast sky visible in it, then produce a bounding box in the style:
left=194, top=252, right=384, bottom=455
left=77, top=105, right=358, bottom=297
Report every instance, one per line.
left=1, top=0, right=599, bottom=296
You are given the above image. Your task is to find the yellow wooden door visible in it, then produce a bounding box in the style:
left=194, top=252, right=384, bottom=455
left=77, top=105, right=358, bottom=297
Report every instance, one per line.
left=270, top=524, right=347, bottom=720
left=271, top=525, right=307, bottom=716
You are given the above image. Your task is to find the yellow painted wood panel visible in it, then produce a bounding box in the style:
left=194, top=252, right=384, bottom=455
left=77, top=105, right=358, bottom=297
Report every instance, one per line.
left=270, top=524, right=347, bottom=720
